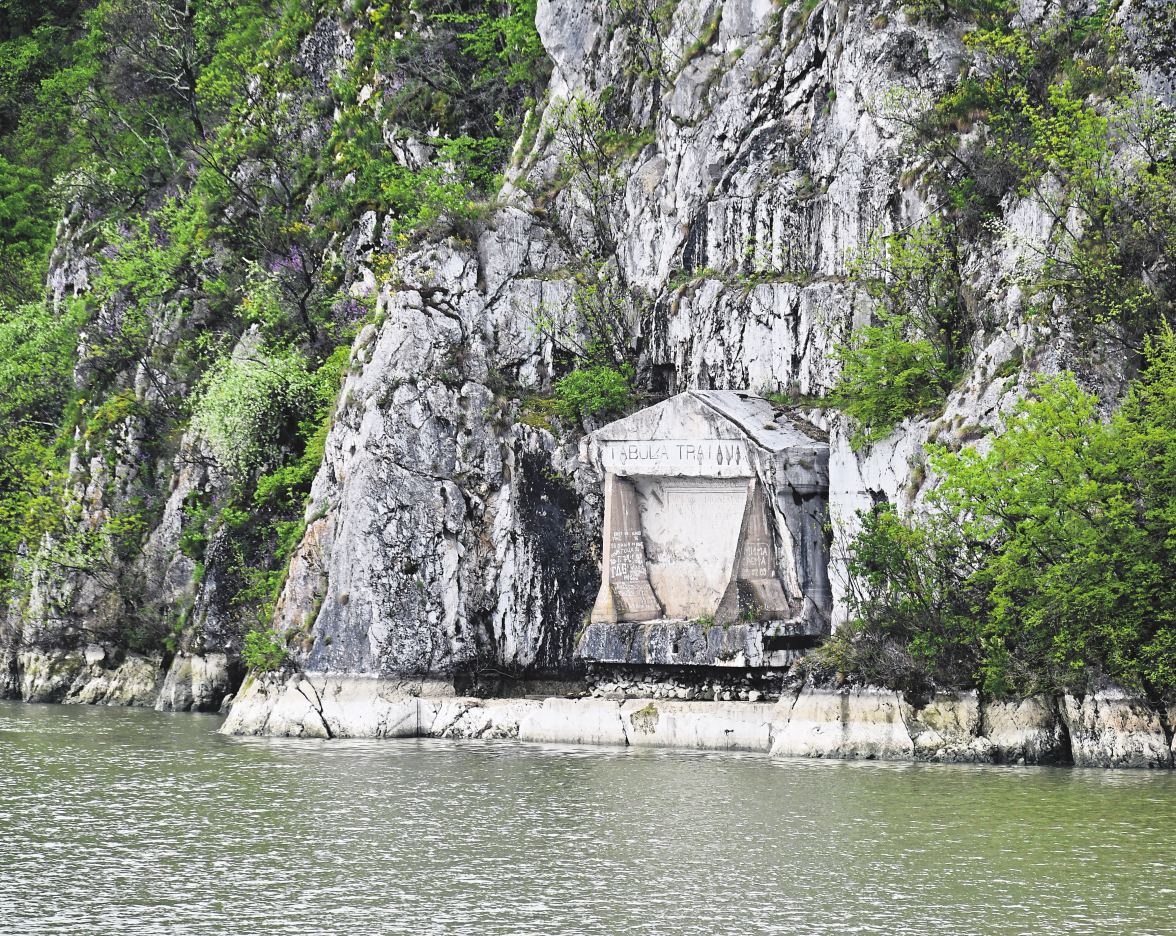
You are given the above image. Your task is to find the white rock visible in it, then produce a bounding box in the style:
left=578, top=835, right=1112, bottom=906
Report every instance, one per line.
left=518, top=698, right=628, bottom=746
left=981, top=696, right=1071, bottom=765
left=621, top=699, right=773, bottom=751
left=1061, top=689, right=1173, bottom=769
left=770, top=687, right=914, bottom=759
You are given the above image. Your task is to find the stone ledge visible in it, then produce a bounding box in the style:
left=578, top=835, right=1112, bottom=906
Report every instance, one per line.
left=220, top=675, right=1176, bottom=768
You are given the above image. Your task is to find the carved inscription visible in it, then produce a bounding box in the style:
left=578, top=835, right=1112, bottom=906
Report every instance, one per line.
left=609, top=529, right=648, bottom=582
left=613, top=581, right=656, bottom=612
left=741, top=542, right=773, bottom=580
left=600, top=439, right=751, bottom=477
left=665, top=488, right=746, bottom=521
left=716, top=478, right=793, bottom=623
left=590, top=473, right=662, bottom=623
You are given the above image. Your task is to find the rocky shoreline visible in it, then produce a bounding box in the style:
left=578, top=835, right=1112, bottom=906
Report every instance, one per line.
left=6, top=649, right=1172, bottom=769
left=220, top=672, right=1176, bottom=770
left=2, top=648, right=240, bottom=713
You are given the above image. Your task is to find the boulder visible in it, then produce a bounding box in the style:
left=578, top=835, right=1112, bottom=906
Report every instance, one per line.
left=220, top=672, right=329, bottom=738
left=18, top=650, right=86, bottom=703
left=69, top=652, right=162, bottom=706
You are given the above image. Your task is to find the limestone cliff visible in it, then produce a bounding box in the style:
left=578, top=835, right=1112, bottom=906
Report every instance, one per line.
left=4, top=0, right=1172, bottom=769
left=265, top=0, right=1119, bottom=684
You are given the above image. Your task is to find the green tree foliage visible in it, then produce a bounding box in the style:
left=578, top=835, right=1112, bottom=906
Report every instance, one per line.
left=190, top=347, right=321, bottom=479
left=835, top=329, right=1176, bottom=698
left=361, top=0, right=549, bottom=140
left=242, top=627, right=287, bottom=671
left=0, top=299, right=85, bottom=596
left=832, top=216, right=969, bottom=448
left=606, top=0, right=680, bottom=87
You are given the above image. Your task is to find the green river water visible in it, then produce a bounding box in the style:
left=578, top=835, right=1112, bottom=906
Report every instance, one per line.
left=2, top=699, right=1175, bottom=935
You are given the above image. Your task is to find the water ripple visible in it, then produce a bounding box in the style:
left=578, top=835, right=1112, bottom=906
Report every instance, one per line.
left=2, top=701, right=1175, bottom=935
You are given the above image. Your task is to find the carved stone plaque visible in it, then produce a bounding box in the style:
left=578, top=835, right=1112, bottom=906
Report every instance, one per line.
left=598, top=439, right=752, bottom=477
left=633, top=478, right=747, bottom=619
left=582, top=390, right=830, bottom=650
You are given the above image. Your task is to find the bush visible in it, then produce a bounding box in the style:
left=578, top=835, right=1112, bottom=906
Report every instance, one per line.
left=190, top=347, right=320, bottom=480
left=554, top=364, right=634, bottom=423
left=242, top=629, right=286, bottom=672
left=840, top=328, right=1176, bottom=698
left=830, top=309, right=957, bottom=449
left=831, top=217, right=968, bottom=449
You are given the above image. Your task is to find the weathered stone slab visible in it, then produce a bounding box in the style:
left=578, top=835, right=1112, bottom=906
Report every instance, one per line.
left=222, top=675, right=330, bottom=739
left=517, top=697, right=629, bottom=745
left=1061, top=689, right=1173, bottom=769
left=715, top=477, right=795, bottom=623
left=634, top=476, right=747, bottom=617
left=591, top=473, right=661, bottom=622
left=980, top=696, right=1071, bottom=765
left=262, top=679, right=330, bottom=738
left=769, top=687, right=914, bottom=759
left=621, top=699, right=773, bottom=751
left=576, top=619, right=817, bottom=667
left=220, top=673, right=321, bottom=737
left=424, top=699, right=535, bottom=739
left=308, top=676, right=421, bottom=738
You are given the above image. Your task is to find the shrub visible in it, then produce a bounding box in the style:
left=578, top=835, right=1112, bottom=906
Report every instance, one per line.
left=554, top=364, right=634, bottom=423
left=830, top=309, right=957, bottom=449
left=190, top=348, right=320, bottom=480
left=242, top=629, right=287, bottom=672
left=831, top=216, right=969, bottom=449
left=840, top=328, right=1176, bottom=697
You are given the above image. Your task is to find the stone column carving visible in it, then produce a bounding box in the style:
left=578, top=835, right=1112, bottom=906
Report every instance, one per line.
left=715, top=476, right=796, bottom=623
left=590, top=472, right=662, bottom=623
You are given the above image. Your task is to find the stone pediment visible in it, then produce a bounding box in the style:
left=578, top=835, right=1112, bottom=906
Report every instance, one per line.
left=578, top=391, right=832, bottom=669
left=584, top=390, right=827, bottom=483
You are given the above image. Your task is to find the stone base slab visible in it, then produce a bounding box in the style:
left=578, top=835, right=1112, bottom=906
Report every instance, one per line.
left=221, top=675, right=1176, bottom=767
left=576, top=620, right=822, bottom=668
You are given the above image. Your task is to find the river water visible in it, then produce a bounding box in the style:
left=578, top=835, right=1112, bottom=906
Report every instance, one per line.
left=2, top=701, right=1175, bottom=935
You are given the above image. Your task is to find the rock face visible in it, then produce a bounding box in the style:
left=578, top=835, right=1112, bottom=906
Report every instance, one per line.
left=257, top=0, right=1111, bottom=696
left=1061, top=689, right=1174, bottom=769
left=903, top=691, right=995, bottom=764
left=10, top=0, right=1173, bottom=775
left=269, top=271, right=602, bottom=683
left=981, top=696, right=1072, bottom=766
left=155, top=654, right=243, bottom=713
left=221, top=672, right=1174, bottom=767
left=11, top=648, right=163, bottom=706
left=769, top=686, right=915, bottom=759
